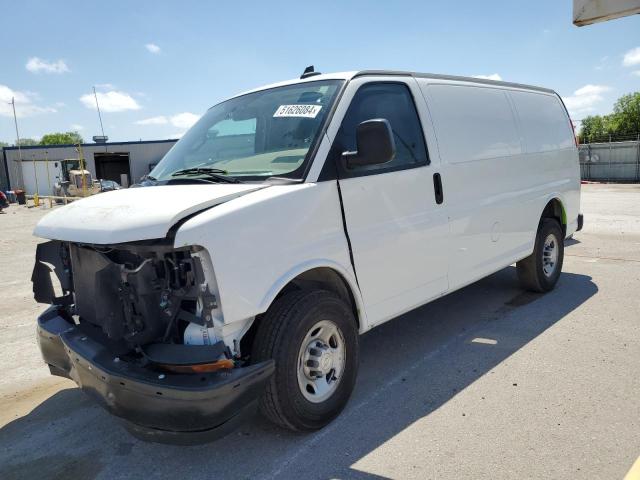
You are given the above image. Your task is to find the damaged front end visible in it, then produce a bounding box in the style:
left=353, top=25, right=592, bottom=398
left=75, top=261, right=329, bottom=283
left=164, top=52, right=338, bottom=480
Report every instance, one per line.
left=32, top=239, right=274, bottom=444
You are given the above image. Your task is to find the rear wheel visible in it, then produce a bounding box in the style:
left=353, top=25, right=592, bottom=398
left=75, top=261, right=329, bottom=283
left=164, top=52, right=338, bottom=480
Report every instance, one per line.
left=252, top=289, right=359, bottom=431
left=517, top=218, right=564, bottom=292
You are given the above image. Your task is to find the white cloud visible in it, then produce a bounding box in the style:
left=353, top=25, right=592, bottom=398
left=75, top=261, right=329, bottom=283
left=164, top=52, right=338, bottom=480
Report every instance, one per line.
left=23, top=90, right=40, bottom=100
left=631, top=70, right=640, bottom=77
left=0, top=84, right=57, bottom=118
left=169, top=132, right=186, bottom=139
left=473, top=73, right=502, bottom=81
left=622, top=47, right=640, bottom=67
left=562, top=84, right=611, bottom=117
left=80, top=90, right=141, bottom=112
left=170, top=112, right=199, bottom=129
left=574, top=84, right=610, bottom=96
left=135, top=116, right=168, bottom=125
left=26, top=57, right=70, bottom=74
left=145, top=43, right=161, bottom=54
left=70, top=124, right=84, bottom=131
left=135, top=112, right=199, bottom=130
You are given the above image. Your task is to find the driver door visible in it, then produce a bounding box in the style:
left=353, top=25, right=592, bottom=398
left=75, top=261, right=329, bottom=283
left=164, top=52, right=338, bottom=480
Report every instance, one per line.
left=328, top=77, right=450, bottom=327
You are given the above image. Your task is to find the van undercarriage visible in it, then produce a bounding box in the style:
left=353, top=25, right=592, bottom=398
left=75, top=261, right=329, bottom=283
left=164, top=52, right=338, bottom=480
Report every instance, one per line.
left=32, top=240, right=274, bottom=444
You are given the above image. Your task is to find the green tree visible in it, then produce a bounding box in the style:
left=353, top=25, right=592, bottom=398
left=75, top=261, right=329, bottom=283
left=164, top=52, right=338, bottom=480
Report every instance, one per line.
left=39, top=131, right=84, bottom=145
left=579, top=115, right=614, bottom=142
left=610, top=92, right=640, bottom=136
left=580, top=91, right=640, bottom=142
left=0, top=141, right=8, bottom=148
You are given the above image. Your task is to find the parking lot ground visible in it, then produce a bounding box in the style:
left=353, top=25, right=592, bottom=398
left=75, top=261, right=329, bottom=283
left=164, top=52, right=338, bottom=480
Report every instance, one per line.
left=1, top=184, right=639, bottom=480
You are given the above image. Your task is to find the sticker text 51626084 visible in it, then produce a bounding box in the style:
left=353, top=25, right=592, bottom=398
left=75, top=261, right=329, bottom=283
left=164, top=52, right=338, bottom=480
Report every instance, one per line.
left=273, top=104, right=322, bottom=118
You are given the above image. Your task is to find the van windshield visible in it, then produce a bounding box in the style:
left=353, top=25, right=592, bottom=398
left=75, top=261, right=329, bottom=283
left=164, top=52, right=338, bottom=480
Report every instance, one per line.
left=150, top=80, right=343, bottom=182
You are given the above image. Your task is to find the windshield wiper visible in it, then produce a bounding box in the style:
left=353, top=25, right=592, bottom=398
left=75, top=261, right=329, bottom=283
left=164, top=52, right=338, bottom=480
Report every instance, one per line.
left=171, top=167, right=241, bottom=183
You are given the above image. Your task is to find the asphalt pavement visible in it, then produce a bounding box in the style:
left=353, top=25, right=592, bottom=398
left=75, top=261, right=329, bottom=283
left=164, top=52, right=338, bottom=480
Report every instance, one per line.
left=1, top=184, right=638, bottom=479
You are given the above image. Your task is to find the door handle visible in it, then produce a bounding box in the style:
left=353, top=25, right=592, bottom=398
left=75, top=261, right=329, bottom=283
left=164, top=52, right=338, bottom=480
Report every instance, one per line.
left=433, top=173, right=444, bottom=205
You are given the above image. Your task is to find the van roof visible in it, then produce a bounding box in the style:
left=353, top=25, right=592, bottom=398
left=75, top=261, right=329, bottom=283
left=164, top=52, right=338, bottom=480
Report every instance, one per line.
left=234, top=70, right=557, bottom=99
left=355, top=70, right=556, bottom=95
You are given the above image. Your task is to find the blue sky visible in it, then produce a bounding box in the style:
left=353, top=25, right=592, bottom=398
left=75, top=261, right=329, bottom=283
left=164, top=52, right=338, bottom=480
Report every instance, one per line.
left=1, top=0, right=639, bottom=144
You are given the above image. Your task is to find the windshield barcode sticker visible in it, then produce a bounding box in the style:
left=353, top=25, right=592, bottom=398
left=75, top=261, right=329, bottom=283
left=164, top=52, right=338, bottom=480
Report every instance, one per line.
left=273, top=104, right=322, bottom=118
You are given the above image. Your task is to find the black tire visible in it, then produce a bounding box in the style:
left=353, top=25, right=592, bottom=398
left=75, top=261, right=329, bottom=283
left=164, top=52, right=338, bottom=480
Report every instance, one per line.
left=251, top=289, right=359, bottom=431
left=517, top=218, right=564, bottom=292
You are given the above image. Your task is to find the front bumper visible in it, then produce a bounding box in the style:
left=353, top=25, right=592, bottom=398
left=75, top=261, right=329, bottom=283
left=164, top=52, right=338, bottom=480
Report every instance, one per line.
left=37, top=306, right=274, bottom=444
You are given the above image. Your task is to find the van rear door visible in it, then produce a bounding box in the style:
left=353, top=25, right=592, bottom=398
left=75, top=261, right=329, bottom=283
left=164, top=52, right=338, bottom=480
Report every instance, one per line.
left=328, top=77, right=449, bottom=327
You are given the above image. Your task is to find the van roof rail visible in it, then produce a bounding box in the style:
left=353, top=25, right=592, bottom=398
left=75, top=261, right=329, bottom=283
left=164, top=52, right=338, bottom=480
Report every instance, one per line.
left=300, top=65, right=321, bottom=79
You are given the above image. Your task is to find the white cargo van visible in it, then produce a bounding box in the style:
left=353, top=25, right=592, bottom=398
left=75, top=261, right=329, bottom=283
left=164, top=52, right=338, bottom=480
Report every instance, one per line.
left=32, top=68, right=582, bottom=443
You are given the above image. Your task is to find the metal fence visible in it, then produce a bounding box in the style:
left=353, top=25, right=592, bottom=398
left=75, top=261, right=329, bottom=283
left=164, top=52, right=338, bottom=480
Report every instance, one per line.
left=579, top=139, right=640, bottom=182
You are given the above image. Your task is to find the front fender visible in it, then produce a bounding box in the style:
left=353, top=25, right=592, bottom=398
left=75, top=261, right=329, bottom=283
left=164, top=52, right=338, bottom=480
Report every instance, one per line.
left=258, top=259, right=367, bottom=331
left=173, top=182, right=362, bottom=330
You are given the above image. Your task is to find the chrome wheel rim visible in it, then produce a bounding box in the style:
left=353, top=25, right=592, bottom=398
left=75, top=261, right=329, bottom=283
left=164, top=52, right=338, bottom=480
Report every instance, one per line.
left=542, top=233, right=559, bottom=277
left=297, top=320, right=346, bottom=403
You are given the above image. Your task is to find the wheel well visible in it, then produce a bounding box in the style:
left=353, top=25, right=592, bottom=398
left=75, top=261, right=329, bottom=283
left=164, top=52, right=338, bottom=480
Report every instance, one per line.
left=240, top=268, right=360, bottom=359
left=542, top=198, right=566, bottom=236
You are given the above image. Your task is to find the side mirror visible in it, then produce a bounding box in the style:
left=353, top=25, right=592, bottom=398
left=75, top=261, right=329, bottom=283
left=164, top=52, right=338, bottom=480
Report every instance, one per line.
left=342, top=119, right=396, bottom=169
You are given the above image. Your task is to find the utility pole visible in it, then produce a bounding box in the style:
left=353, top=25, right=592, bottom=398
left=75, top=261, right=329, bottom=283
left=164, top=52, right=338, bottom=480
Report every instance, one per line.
left=9, top=97, right=24, bottom=189
left=92, top=86, right=108, bottom=152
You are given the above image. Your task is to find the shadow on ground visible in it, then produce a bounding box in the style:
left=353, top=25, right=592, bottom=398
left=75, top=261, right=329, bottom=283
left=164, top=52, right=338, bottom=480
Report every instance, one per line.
left=0, top=266, right=597, bottom=480
left=564, top=237, right=581, bottom=247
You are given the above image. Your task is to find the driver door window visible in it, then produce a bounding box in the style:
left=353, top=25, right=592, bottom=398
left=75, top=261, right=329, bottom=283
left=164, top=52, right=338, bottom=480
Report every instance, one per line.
left=336, top=82, right=429, bottom=175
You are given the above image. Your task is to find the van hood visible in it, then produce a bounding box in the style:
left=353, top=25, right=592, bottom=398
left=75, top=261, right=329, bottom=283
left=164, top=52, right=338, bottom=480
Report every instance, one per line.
left=34, top=184, right=266, bottom=244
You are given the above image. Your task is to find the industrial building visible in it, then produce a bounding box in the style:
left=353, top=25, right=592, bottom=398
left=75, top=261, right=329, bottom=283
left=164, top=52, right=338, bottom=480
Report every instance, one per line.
left=1, top=139, right=177, bottom=195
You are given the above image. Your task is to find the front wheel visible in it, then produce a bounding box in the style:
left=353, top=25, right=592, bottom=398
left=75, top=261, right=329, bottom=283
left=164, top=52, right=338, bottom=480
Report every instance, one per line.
left=252, top=289, right=359, bottom=431
left=517, top=218, right=564, bottom=292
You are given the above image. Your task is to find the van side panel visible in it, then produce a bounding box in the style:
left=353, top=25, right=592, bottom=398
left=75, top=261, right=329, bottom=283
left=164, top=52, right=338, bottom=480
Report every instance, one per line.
left=509, top=90, right=581, bottom=236
left=418, top=80, right=580, bottom=291
left=420, top=81, right=529, bottom=289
